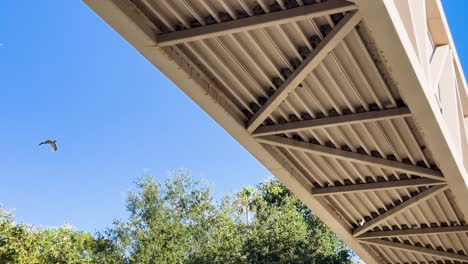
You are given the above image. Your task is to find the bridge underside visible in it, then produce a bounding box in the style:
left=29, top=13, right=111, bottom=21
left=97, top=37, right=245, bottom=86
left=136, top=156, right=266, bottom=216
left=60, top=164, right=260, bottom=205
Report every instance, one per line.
left=84, top=0, right=468, bottom=263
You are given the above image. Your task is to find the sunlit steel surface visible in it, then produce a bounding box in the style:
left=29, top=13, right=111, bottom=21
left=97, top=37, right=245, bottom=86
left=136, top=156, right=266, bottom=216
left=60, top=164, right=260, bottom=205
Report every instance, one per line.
left=84, top=0, right=468, bottom=262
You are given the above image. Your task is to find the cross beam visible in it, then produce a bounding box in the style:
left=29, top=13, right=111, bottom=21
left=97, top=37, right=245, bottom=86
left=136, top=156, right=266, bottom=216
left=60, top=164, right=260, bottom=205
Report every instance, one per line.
left=256, top=136, right=445, bottom=180
left=430, top=45, right=450, bottom=93
left=352, top=185, right=448, bottom=237
left=360, top=239, right=468, bottom=263
left=253, top=107, right=411, bottom=137
left=357, top=225, right=468, bottom=239
left=246, top=11, right=361, bottom=133
left=311, top=178, right=445, bottom=196
left=157, top=0, right=357, bottom=47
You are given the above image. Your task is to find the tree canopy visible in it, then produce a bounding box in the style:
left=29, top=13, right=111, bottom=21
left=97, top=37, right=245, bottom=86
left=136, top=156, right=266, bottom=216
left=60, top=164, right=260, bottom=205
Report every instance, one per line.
left=0, top=209, right=113, bottom=263
left=0, top=169, right=356, bottom=264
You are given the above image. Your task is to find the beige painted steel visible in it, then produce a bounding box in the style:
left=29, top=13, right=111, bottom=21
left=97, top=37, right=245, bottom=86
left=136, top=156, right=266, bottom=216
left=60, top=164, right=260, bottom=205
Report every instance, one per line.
left=83, top=0, right=468, bottom=263
left=352, top=184, right=448, bottom=237
left=354, top=0, right=468, bottom=216
left=256, top=136, right=444, bottom=180
left=246, top=10, right=361, bottom=133
left=311, top=178, right=445, bottom=196
left=430, top=45, right=450, bottom=93
left=357, top=225, right=468, bottom=239
left=81, top=1, right=384, bottom=263
left=361, top=238, right=468, bottom=262
left=157, top=0, right=357, bottom=46
left=253, top=107, right=411, bottom=136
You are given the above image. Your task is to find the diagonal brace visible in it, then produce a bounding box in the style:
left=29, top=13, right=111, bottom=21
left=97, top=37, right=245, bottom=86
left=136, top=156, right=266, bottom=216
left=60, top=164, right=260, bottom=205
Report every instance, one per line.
left=256, top=135, right=445, bottom=180
left=360, top=239, right=468, bottom=262
left=352, top=185, right=448, bottom=237
left=246, top=11, right=361, bottom=133
left=157, top=0, right=357, bottom=46
left=357, top=225, right=468, bottom=239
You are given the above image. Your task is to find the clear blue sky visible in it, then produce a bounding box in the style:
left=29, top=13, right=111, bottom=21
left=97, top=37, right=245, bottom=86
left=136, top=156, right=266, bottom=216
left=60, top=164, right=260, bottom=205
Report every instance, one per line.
left=0, top=1, right=466, bottom=233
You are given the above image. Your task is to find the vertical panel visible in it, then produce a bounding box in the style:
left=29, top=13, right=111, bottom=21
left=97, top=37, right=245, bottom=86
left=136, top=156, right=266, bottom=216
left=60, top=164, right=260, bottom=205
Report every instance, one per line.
left=393, top=0, right=418, bottom=57
left=440, top=52, right=461, bottom=155
left=408, top=0, right=430, bottom=87
left=393, top=0, right=431, bottom=88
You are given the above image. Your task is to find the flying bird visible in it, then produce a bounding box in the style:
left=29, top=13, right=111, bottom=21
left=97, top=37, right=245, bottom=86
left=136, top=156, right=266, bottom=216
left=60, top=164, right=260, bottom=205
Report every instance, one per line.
left=39, top=140, right=57, bottom=152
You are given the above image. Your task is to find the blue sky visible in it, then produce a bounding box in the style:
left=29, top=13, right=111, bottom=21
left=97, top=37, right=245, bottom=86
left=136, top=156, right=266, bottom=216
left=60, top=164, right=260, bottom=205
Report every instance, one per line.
left=0, top=1, right=466, bottom=233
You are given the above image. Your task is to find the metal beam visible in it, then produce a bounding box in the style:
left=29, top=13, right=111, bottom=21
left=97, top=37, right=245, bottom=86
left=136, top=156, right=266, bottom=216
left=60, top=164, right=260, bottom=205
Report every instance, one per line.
left=256, top=136, right=445, bottom=180
left=430, top=45, right=450, bottom=93
left=82, top=1, right=382, bottom=263
left=408, top=0, right=430, bottom=81
left=353, top=0, right=468, bottom=220
left=253, top=107, right=411, bottom=137
left=311, top=178, right=445, bottom=196
left=352, top=185, right=448, bottom=237
left=357, top=225, right=468, bottom=239
left=246, top=11, right=361, bottom=133
left=157, top=0, right=357, bottom=47
left=360, top=239, right=468, bottom=262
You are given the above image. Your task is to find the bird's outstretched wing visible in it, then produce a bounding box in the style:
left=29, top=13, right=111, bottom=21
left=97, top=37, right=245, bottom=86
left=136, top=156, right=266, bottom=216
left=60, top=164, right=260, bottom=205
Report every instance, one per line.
left=50, top=142, right=57, bottom=152
left=38, top=140, right=57, bottom=151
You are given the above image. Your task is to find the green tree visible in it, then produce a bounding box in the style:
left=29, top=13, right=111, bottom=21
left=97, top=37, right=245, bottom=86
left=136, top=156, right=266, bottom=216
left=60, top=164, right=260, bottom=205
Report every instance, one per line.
left=188, top=196, right=246, bottom=264
left=109, top=169, right=245, bottom=264
left=1, top=170, right=356, bottom=264
left=35, top=225, right=96, bottom=263
left=248, top=179, right=353, bottom=264
left=235, top=187, right=256, bottom=224
left=0, top=208, right=41, bottom=263
left=0, top=208, right=106, bottom=264
left=244, top=194, right=312, bottom=264
left=124, top=173, right=191, bottom=263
